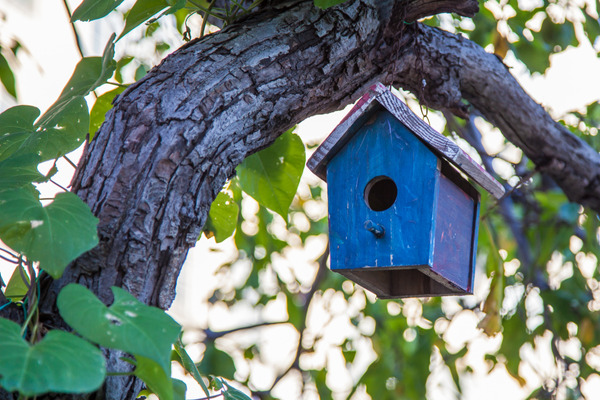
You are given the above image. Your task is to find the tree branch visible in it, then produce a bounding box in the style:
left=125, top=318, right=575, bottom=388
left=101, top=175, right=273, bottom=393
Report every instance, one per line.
left=404, top=0, right=478, bottom=21
left=203, top=321, right=287, bottom=340
left=391, top=25, right=600, bottom=212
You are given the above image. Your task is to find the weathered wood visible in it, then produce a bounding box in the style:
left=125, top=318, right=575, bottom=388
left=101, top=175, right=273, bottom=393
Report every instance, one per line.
left=327, top=110, right=439, bottom=273
left=307, top=82, right=505, bottom=198
left=432, top=166, right=478, bottom=291
left=325, top=109, right=478, bottom=298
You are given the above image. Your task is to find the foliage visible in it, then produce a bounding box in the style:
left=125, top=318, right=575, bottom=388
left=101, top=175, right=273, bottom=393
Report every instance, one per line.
left=236, top=127, right=306, bottom=219
left=0, top=0, right=599, bottom=399
left=0, top=318, right=105, bottom=395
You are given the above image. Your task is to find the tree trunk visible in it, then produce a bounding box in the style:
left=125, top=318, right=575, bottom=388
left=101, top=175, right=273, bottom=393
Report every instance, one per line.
left=2, top=0, right=597, bottom=398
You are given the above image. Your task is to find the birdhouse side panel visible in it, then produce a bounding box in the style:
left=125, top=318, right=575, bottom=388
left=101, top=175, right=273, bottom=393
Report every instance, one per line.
left=431, top=171, right=479, bottom=292
left=327, top=110, right=439, bottom=271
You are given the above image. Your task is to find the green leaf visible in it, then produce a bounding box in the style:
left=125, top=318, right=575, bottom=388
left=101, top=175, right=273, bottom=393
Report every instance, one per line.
left=0, top=154, right=45, bottom=189
left=237, top=129, right=305, bottom=219
left=118, top=0, right=170, bottom=41
left=197, top=342, right=235, bottom=380
left=539, top=18, right=574, bottom=51
left=71, top=0, right=126, bottom=22
left=114, top=56, right=134, bottom=83
left=89, top=87, right=125, bottom=140
left=3, top=265, right=30, bottom=301
left=342, top=349, right=356, bottom=363
left=0, top=53, right=16, bottom=98
left=0, top=105, right=40, bottom=162
left=0, top=105, right=40, bottom=135
left=314, top=0, right=348, bottom=9
left=57, top=284, right=181, bottom=374
left=129, top=356, right=178, bottom=400
left=173, top=378, right=187, bottom=400
left=0, top=98, right=88, bottom=163
left=511, top=38, right=550, bottom=74
left=0, top=189, right=99, bottom=278
left=35, top=96, right=90, bottom=161
left=583, top=12, right=600, bottom=43
left=220, top=379, right=252, bottom=400
left=174, top=339, right=210, bottom=397
left=0, top=318, right=106, bottom=396
left=40, top=35, right=116, bottom=126
left=203, top=192, right=239, bottom=242
left=135, top=64, right=149, bottom=81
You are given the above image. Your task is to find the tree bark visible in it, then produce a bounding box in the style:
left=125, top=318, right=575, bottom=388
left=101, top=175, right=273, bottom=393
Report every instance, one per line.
left=3, top=0, right=594, bottom=398
left=389, top=24, right=600, bottom=210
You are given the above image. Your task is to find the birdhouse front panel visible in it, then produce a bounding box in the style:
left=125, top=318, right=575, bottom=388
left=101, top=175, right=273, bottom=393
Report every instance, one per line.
left=327, top=109, right=439, bottom=273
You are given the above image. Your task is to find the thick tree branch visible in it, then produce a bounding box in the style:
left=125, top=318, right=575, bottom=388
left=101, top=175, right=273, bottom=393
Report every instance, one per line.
left=404, top=0, right=478, bottom=21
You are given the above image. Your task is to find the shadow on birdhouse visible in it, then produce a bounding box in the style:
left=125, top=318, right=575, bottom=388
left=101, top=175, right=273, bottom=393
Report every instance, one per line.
left=307, top=83, right=504, bottom=299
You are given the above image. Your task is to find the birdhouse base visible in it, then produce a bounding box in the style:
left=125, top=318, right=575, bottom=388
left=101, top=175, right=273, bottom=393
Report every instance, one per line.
left=335, top=266, right=471, bottom=299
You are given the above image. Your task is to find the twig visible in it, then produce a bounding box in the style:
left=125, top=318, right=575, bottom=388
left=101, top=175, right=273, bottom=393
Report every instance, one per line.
left=203, top=321, right=287, bottom=340
left=0, top=253, right=19, bottom=264
left=49, top=179, right=69, bottom=192
left=62, top=155, right=78, bottom=169
left=62, top=0, right=85, bottom=58
left=0, top=247, right=19, bottom=259
left=200, top=0, right=217, bottom=37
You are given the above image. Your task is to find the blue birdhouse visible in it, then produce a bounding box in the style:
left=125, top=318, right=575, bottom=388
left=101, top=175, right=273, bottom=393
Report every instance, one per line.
left=307, top=83, right=504, bottom=299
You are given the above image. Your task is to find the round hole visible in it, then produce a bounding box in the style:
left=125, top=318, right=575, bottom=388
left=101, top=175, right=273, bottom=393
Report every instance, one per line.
left=364, top=176, right=397, bottom=211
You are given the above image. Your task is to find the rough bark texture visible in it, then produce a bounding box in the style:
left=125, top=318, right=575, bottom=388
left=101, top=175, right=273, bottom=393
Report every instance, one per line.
left=3, top=0, right=597, bottom=398
left=389, top=25, right=600, bottom=210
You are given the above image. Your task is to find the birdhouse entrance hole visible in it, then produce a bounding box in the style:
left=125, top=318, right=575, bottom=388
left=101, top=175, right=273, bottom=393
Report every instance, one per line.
left=364, top=176, right=397, bottom=211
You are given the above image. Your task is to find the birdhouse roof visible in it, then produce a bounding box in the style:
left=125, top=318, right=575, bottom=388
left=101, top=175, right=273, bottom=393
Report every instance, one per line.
left=306, top=82, right=505, bottom=199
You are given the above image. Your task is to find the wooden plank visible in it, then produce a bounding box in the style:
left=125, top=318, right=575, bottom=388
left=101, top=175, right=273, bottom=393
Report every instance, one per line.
left=338, top=268, right=460, bottom=299
left=432, top=171, right=476, bottom=292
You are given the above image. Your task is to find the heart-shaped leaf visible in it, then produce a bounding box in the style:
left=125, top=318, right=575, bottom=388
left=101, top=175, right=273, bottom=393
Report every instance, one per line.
left=0, top=189, right=99, bottom=278
left=237, top=128, right=305, bottom=219
left=0, top=106, right=40, bottom=162
left=0, top=97, right=88, bottom=163
left=57, top=284, right=181, bottom=374
left=0, top=154, right=45, bottom=189
left=0, top=318, right=105, bottom=396
left=203, top=192, right=239, bottom=243
left=0, top=105, right=40, bottom=135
